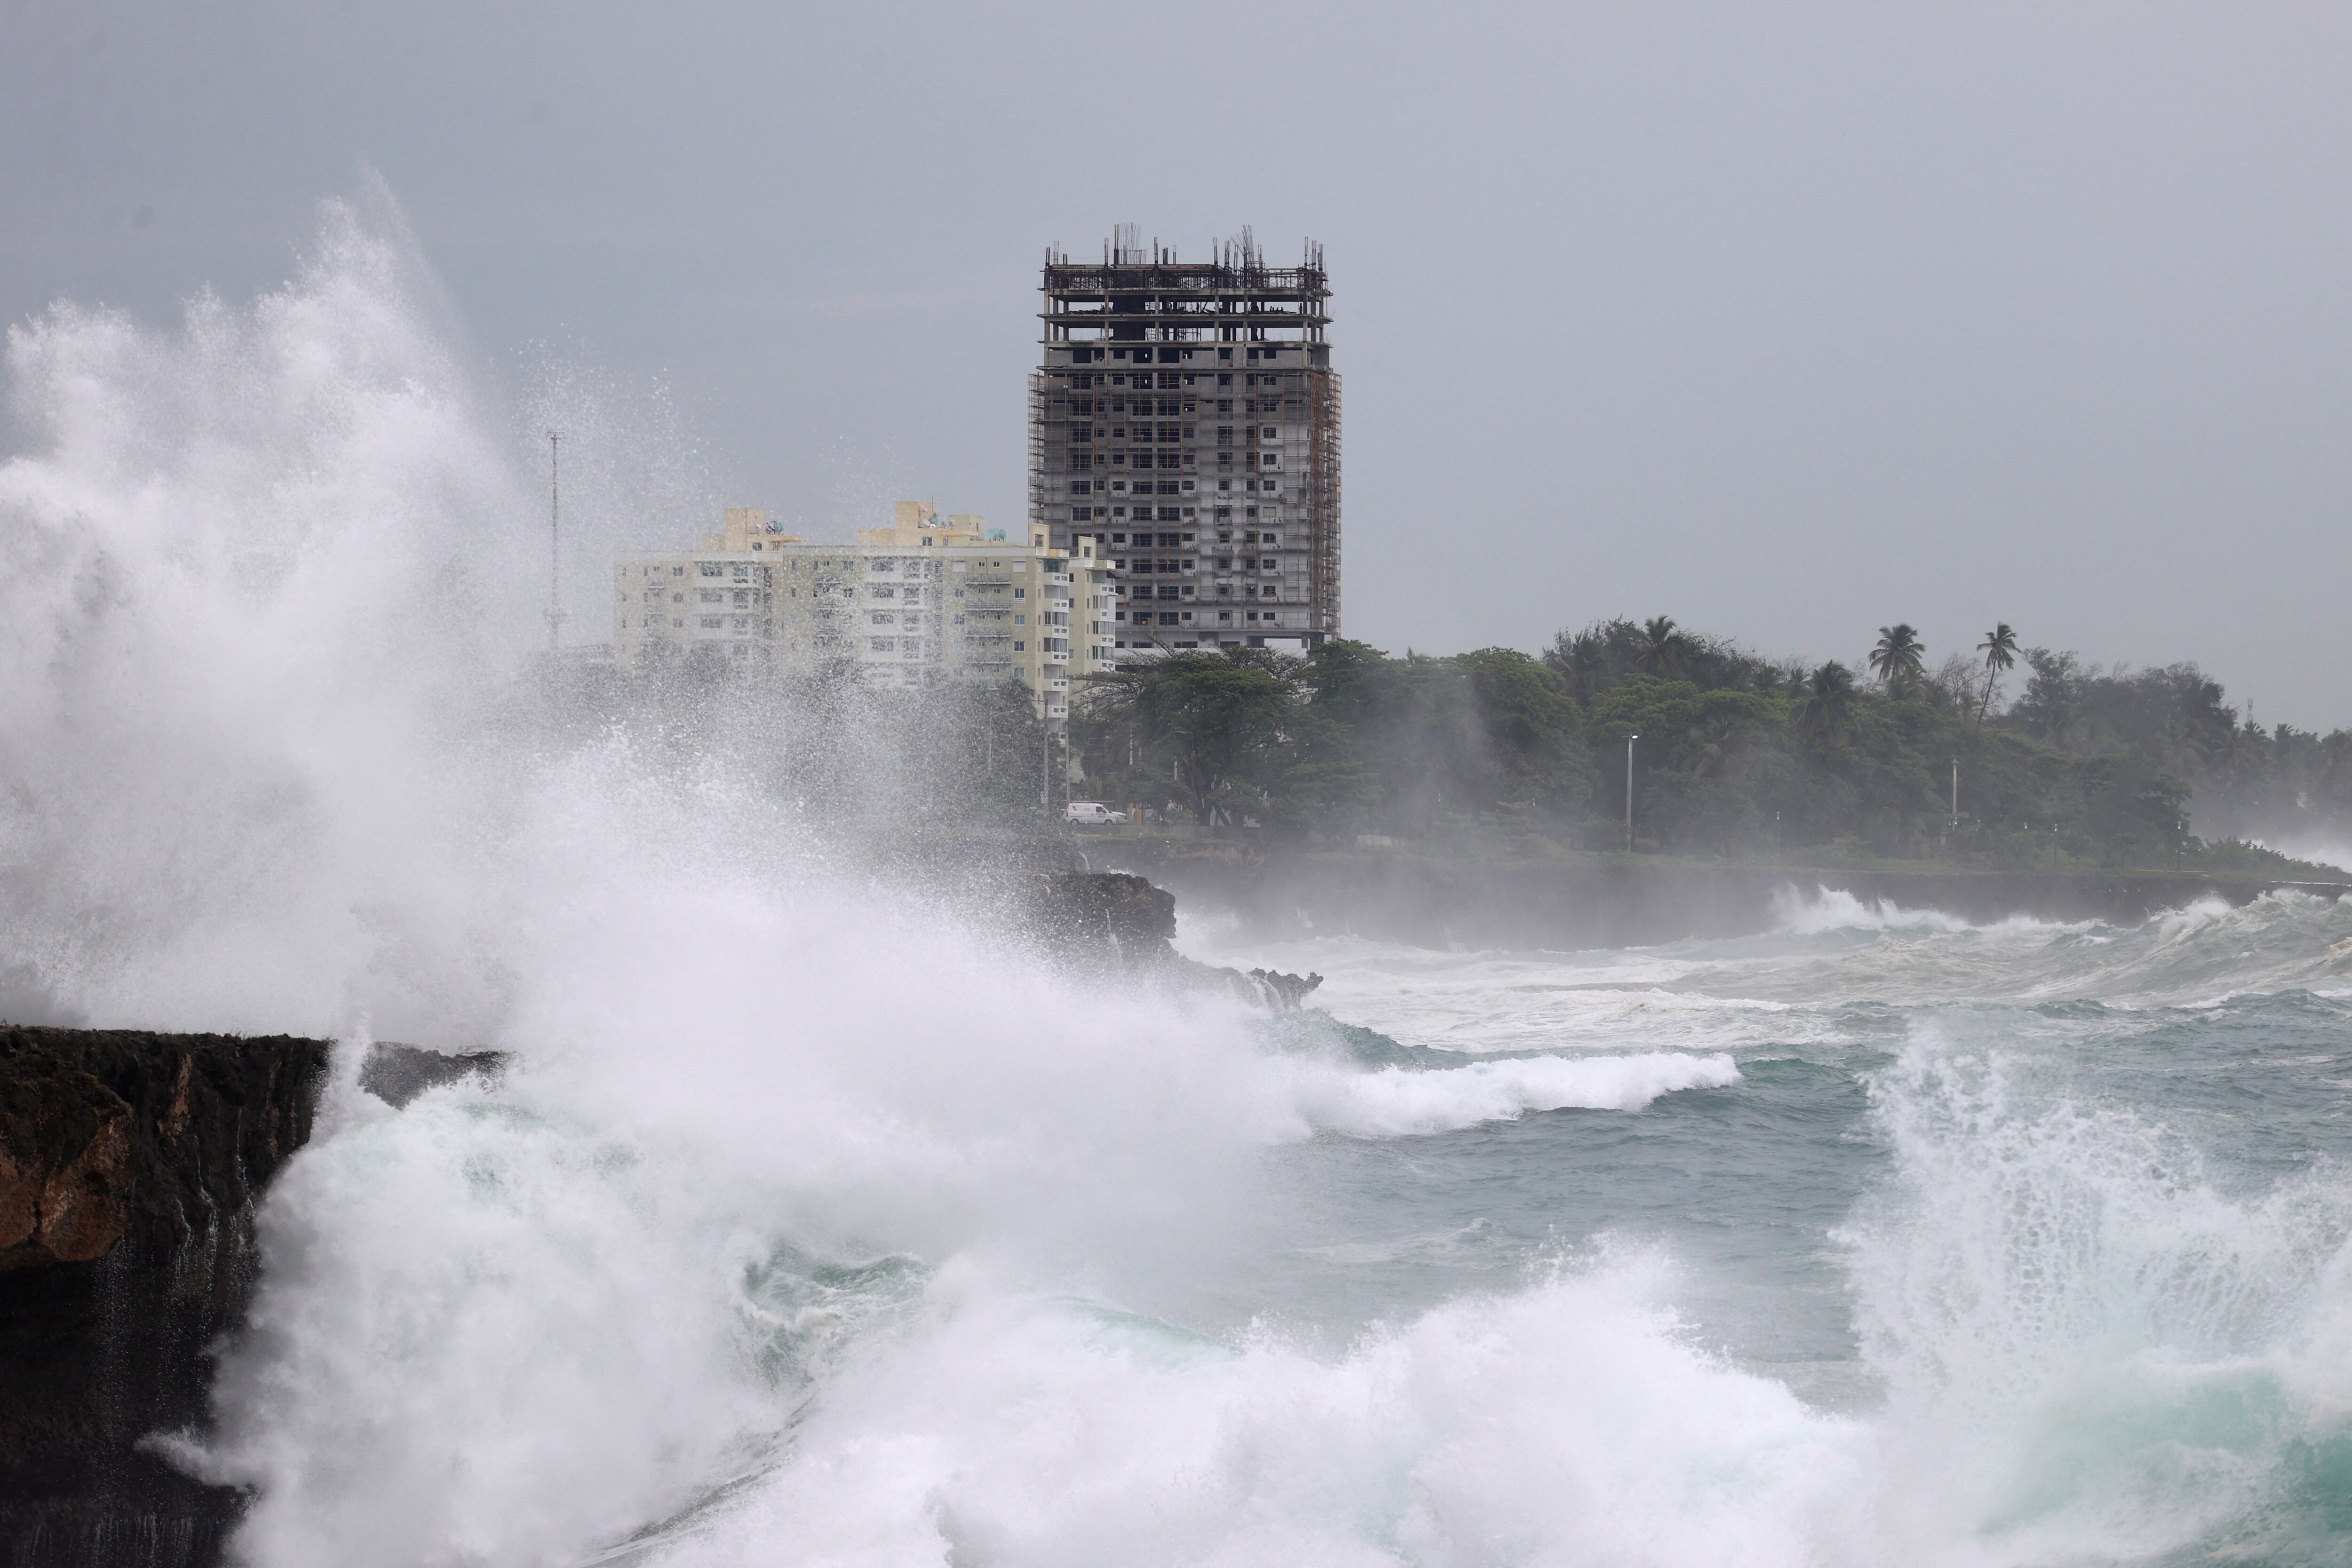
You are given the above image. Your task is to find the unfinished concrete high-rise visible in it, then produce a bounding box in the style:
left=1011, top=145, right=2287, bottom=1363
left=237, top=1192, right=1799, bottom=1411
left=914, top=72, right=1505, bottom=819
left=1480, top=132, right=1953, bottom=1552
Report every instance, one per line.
left=1030, top=225, right=1339, bottom=652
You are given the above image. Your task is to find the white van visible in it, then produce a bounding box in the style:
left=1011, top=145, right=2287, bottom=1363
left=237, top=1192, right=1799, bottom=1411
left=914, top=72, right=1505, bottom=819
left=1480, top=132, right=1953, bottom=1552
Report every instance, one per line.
left=1062, top=801, right=1127, bottom=826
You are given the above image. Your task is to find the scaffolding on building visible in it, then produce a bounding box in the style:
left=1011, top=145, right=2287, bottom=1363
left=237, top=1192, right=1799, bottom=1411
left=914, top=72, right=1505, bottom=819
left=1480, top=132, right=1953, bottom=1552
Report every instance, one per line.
left=1028, top=231, right=1341, bottom=651
left=1305, top=370, right=1342, bottom=637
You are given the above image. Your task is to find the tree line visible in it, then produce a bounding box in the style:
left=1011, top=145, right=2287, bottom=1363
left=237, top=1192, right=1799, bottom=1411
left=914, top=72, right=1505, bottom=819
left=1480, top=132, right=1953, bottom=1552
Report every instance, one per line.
left=1070, top=618, right=2352, bottom=875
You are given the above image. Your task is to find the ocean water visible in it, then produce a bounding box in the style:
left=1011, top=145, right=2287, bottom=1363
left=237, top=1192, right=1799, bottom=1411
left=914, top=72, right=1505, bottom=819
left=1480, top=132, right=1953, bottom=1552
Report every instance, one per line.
left=6, top=201, right=2352, bottom=1567
left=176, top=890, right=2352, bottom=1568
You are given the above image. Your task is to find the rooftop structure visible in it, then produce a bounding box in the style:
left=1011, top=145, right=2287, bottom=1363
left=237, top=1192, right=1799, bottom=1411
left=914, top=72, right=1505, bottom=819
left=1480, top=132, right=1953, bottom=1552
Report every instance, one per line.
left=1029, top=226, right=1340, bottom=654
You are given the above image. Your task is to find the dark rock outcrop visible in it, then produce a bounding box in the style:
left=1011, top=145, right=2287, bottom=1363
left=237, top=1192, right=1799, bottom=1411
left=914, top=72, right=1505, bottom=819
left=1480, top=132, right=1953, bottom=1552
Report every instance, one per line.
left=357, top=1041, right=504, bottom=1109
left=1246, top=968, right=1325, bottom=1012
left=0, top=1027, right=328, bottom=1568
left=1020, top=871, right=1183, bottom=974
left=1022, top=872, right=1322, bottom=1008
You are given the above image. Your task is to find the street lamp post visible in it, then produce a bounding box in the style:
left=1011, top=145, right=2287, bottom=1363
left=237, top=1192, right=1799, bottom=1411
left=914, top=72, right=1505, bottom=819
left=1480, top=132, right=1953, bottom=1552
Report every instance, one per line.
left=545, top=430, right=564, bottom=654
left=1625, top=734, right=1640, bottom=854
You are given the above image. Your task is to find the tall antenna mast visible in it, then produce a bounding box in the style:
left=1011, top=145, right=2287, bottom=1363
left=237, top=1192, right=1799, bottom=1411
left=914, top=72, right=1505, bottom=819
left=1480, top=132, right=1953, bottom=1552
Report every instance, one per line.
left=546, top=429, right=564, bottom=653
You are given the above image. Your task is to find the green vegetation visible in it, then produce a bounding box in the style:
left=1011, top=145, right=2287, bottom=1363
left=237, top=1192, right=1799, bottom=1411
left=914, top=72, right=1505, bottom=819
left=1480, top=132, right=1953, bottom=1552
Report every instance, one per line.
left=1070, top=620, right=2352, bottom=879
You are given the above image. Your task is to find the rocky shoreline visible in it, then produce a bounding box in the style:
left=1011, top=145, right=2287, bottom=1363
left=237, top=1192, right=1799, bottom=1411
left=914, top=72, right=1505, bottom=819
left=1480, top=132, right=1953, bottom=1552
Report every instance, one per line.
left=0, top=872, right=1313, bottom=1566
left=0, top=1028, right=326, bottom=1568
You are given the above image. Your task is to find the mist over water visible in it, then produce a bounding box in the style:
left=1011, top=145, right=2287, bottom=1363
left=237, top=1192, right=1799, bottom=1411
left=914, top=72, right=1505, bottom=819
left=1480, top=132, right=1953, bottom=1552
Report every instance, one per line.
left=7, top=204, right=2352, bottom=1565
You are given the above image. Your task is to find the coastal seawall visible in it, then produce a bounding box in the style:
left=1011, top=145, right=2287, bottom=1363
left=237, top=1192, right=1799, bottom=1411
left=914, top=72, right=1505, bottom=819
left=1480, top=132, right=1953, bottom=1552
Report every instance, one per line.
left=1126, top=850, right=2350, bottom=949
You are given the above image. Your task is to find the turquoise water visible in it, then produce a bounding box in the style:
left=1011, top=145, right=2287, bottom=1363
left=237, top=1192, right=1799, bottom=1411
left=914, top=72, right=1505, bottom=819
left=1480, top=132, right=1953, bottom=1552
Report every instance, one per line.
left=1169, top=889, right=2352, bottom=1565
left=185, top=887, right=2352, bottom=1566
left=205, top=887, right=2352, bottom=1567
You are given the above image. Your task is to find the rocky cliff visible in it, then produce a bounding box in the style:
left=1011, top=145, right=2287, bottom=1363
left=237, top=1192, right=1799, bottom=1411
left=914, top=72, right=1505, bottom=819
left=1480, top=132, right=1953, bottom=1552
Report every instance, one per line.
left=0, top=1028, right=328, bottom=1568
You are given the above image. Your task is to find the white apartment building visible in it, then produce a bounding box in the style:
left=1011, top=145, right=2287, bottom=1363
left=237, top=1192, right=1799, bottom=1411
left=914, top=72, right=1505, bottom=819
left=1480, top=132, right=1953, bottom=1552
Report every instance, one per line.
left=613, top=504, right=1118, bottom=723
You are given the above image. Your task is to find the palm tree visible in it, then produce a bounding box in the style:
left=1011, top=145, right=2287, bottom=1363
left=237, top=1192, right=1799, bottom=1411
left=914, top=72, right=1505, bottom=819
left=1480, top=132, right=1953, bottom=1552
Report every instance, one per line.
left=1869, top=625, right=1925, bottom=697
left=1976, top=622, right=2019, bottom=723
left=1793, top=661, right=1857, bottom=747
left=1686, top=716, right=1737, bottom=777
left=1636, top=616, right=1685, bottom=675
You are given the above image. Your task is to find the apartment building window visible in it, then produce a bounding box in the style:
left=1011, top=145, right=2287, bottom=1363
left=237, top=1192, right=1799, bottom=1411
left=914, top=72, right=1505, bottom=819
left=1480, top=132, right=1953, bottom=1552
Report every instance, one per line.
left=699, top=563, right=723, bottom=577
left=700, top=617, right=723, bottom=629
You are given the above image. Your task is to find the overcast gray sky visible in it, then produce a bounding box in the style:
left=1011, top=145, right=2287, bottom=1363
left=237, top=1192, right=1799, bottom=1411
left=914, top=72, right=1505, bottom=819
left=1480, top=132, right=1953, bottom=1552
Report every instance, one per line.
left=6, top=0, right=2350, bottom=724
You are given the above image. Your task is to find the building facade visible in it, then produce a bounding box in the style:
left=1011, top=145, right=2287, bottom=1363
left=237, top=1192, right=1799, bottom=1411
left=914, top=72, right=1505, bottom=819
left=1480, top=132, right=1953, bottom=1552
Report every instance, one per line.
left=612, top=504, right=1118, bottom=723
left=1028, top=227, right=1340, bottom=654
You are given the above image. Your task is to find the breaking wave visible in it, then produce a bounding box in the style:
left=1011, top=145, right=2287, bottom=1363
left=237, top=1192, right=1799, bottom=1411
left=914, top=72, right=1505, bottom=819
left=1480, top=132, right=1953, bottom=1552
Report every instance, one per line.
left=7, top=194, right=2351, bottom=1567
